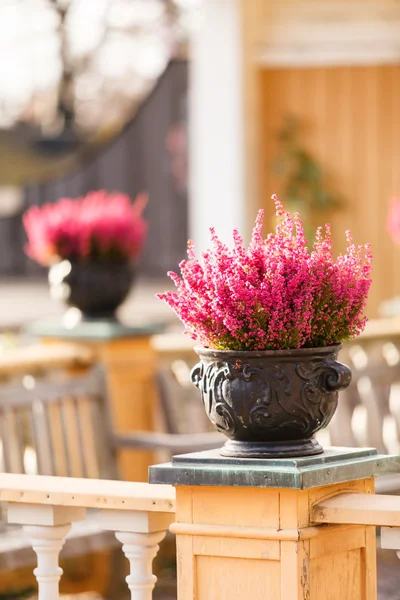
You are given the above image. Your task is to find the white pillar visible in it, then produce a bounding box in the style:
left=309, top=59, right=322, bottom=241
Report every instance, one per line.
left=100, top=509, right=174, bottom=600
left=24, top=524, right=71, bottom=600
left=188, top=0, right=247, bottom=252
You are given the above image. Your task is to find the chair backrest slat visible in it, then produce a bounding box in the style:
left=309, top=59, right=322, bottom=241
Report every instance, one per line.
left=0, top=412, right=10, bottom=473
left=42, top=403, right=56, bottom=476
left=75, top=395, right=100, bottom=479
left=62, top=396, right=87, bottom=478
left=2, top=408, right=24, bottom=474
left=47, top=401, right=68, bottom=477
left=59, top=399, right=73, bottom=477
left=14, top=408, right=27, bottom=473
left=73, top=396, right=88, bottom=479
left=31, top=399, right=54, bottom=476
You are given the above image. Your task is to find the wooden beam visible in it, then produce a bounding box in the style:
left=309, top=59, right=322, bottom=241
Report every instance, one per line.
left=0, top=343, right=94, bottom=376
left=0, top=472, right=175, bottom=513
left=312, top=492, right=400, bottom=526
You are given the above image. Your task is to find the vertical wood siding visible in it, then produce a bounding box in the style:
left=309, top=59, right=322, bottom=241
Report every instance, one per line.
left=260, top=65, right=400, bottom=317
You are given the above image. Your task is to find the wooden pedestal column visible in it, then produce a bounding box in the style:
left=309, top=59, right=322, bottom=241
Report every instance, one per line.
left=150, top=447, right=400, bottom=600
left=27, top=319, right=165, bottom=482
left=88, top=335, right=157, bottom=483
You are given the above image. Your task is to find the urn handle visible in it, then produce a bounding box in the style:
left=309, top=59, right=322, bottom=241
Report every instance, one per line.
left=190, top=362, right=203, bottom=389
left=323, top=359, right=352, bottom=392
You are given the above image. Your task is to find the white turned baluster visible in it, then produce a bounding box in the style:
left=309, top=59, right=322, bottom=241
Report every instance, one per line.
left=99, top=509, right=174, bottom=600
left=24, top=524, right=71, bottom=600
left=116, top=530, right=166, bottom=600
left=381, top=526, right=400, bottom=559
left=6, top=503, right=86, bottom=600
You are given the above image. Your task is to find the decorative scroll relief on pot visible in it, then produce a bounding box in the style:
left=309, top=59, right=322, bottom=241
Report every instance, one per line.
left=191, top=350, right=352, bottom=443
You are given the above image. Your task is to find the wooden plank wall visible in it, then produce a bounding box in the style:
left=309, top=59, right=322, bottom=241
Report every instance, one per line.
left=259, top=65, right=400, bottom=318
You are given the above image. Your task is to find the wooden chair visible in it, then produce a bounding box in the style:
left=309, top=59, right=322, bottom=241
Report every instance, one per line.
left=0, top=363, right=222, bottom=478
left=0, top=344, right=222, bottom=597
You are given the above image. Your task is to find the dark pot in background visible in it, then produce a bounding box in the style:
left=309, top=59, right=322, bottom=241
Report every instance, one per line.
left=49, top=260, right=135, bottom=319
left=190, top=345, right=351, bottom=458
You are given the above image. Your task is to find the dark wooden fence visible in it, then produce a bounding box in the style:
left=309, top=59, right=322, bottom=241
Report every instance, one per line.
left=0, top=60, right=188, bottom=278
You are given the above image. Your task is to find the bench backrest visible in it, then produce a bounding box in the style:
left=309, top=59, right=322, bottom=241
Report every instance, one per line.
left=0, top=366, right=118, bottom=480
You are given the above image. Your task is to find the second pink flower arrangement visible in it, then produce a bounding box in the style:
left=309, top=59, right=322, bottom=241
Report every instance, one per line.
left=23, top=190, right=148, bottom=319
left=23, top=190, right=148, bottom=266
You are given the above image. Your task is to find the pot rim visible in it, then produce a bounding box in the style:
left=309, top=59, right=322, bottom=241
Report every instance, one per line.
left=194, top=344, right=342, bottom=359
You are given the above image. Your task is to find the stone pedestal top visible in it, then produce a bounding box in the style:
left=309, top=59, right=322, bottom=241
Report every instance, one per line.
left=24, top=316, right=166, bottom=341
left=149, top=447, right=400, bottom=490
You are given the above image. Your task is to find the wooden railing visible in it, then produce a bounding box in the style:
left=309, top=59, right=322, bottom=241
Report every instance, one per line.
left=4, top=473, right=400, bottom=599
left=0, top=473, right=175, bottom=600
left=0, top=342, right=94, bottom=378
left=313, top=491, right=400, bottom=560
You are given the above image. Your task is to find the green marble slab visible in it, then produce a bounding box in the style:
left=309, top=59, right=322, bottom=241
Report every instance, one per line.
left=149, top=447, right=400, bottom=490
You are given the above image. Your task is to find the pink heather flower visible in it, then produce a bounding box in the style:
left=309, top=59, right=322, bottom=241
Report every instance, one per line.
left=388, top=197, right=400, bottom=245
left=23, top=191, right=148, bottom=266
left=157, top=195, right=372, bottom=351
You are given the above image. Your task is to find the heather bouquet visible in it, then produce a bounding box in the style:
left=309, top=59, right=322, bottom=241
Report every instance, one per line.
left=158, top=196, right=371, bottom=458
left=23, top=190, right=148, bottom=266
left=23, top=191, right=148, bottom=319
left=158, top=195, right=372, bottom=351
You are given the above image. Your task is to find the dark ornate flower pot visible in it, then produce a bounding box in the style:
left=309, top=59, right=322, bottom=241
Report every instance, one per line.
left=190, top=345, right=351, bottom=458
left=49, top=260, right=135, bottom=319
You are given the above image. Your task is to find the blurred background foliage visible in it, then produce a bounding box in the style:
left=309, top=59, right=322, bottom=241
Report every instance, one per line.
left=272, top=115, right=344, bottom=241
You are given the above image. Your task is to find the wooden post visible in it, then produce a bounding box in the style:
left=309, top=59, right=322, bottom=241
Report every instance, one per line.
left=27, top=319, right=164, bottom=482
left=150, top=447, right=400, bottom=600
left=96, top=336, right=159, bottom=482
